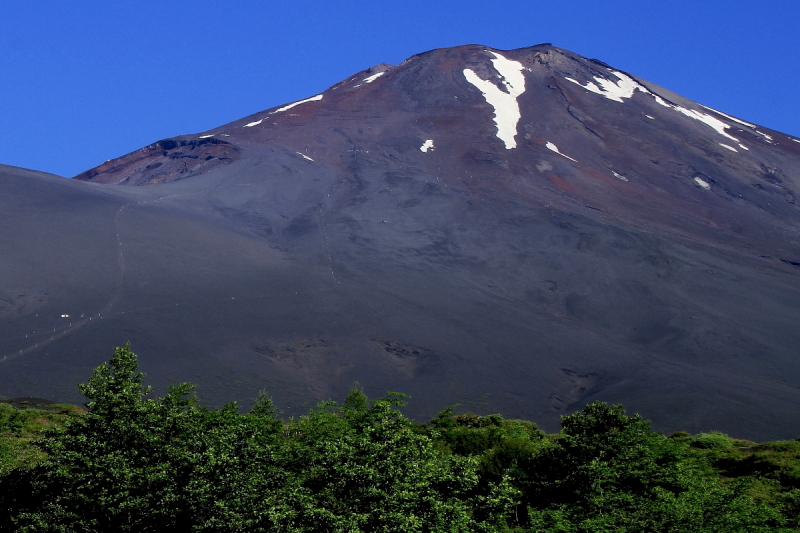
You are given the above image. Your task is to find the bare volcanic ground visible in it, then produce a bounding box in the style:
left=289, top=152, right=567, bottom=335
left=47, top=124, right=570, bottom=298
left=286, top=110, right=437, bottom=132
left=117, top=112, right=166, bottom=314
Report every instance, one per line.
left=3, top=44, right=800, bottom=440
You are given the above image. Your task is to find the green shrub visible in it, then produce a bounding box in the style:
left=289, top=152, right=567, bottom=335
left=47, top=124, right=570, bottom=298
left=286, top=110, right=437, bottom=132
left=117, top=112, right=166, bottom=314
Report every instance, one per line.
left=757, top=440, right=800, bottom=453
left=691, top=431, right=734, bottom=449
left=2, top=346, right=800, bottom=532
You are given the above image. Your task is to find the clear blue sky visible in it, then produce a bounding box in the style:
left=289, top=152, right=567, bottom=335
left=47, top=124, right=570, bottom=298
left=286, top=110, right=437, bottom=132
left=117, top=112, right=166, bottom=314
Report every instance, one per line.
left=2, top=1, right=798, bottom=177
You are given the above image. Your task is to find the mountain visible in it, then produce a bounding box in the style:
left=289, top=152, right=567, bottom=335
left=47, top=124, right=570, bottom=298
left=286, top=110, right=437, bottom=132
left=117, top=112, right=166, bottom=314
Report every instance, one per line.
left=3, top=44, right=800, bottom=440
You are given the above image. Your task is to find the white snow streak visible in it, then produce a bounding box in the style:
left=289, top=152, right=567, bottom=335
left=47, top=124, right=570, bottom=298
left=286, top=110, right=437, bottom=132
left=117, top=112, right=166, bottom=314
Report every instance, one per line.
left=545, top=142, right=577, bottom=162
left=363, top=72, right=385, bottom=84
left=719, top=143, right=738, bottom=152
left=297, top=152, right=315, bottom=161
left=652, top=94, right=671, bottom=108
left=699, top=104, right=756, bottom=128
left=420, top=139, right=435, bottom=152
left=672, top=106, right=739, bottom=142
left=699, top=105, right=773, bottom=143
left=271, top=94, right=323, bottom=114
left=793, top=139, right=800, bottom=144
left=645, top=115, right=655, bottom=120
left=243, top=94, right=324, bottom=127
left=463, top=51, right=526, bottom=149
left=738, top=144, right=749, bottom=151
left=564, top=69, right=758, bottom=146
left=612, top=171, right=628, bottom=181
left=694, top=177, right=711, bottom=190
left=756, top=131, right=774, bottom=143
left=565, top=70, right=671, bottom=109
left=564, top=70, right=645, bottom=103
left=199, top=134, right=214, bottom=138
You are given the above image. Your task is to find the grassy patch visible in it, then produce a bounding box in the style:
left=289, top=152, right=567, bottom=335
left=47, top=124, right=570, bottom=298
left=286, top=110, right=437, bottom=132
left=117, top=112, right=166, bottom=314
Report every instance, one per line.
left=0, top=401, right=84, bottom=475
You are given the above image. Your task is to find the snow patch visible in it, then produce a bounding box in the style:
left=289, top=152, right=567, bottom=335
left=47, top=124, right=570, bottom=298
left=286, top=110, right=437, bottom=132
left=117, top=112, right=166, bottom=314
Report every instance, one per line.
left=244, top=119, right=263, bottom=128
left=565, top=70, right=670, bottom=109
left=420, top=139, right=435, bottom=152
left=719, top=143, right=738, bottom=152
left=463, top=51, right=526, bottom=149
left=699, top=104, right=756, bottom=128
left=564, top=70, right=640, bottom=103
left=545, top=142, right=577, bottom=162
left=363, top=72, right=385, bottom=84
left=738, top=143, right=749, bottom=151
left=564, top=78, right=604, bottom=98
left=694, top=177, right=711, bottom=190
left=199, top=134, right=214, bottom=138
left=296, top=152, right=314, bottom=162
left=652, top=94, right=671, bottom=108
left=699, top=105, right=775, bottom=143
left=755, top=131, right=773, bottom=143
left=645, top=115, right=655, bottom=120
left=565, top=70, right=754, bottom=145
left=793, top=138, right=800, bottom=144
left=271, top=94, right=323, bottom=114
left=672, top=107, right=739, bottom=142
left=612, top=171, right=628, bottom=181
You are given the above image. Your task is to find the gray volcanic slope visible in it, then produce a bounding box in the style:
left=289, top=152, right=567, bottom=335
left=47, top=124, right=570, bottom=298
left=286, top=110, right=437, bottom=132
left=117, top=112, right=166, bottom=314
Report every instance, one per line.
left=3, top=44, right=800, bottom=440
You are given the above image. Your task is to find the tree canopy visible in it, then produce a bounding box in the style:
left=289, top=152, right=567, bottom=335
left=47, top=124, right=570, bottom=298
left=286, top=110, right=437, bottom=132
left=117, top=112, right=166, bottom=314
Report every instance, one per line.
left=1, top=344, right=798, bottom=532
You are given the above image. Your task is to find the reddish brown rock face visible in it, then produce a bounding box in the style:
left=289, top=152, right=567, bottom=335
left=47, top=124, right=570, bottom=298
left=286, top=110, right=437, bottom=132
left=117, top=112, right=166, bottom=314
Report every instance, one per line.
left=74, top=138, right=239, bottom=185
left=2, top=44, right=800, bottom=440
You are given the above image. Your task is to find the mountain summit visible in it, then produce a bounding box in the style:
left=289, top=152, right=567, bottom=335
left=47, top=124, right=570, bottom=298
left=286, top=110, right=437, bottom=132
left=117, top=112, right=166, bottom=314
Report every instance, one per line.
left=3, top=44, right=800, bottom=439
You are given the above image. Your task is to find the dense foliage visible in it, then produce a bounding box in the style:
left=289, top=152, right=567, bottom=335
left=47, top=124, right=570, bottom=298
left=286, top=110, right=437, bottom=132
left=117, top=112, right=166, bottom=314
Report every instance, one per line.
left=1, top=344, right=799, bottom=531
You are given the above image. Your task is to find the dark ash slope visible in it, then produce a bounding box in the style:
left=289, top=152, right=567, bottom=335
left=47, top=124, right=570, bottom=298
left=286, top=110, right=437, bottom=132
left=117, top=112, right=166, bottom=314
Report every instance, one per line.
left=3, top=44, right=800, bottom=440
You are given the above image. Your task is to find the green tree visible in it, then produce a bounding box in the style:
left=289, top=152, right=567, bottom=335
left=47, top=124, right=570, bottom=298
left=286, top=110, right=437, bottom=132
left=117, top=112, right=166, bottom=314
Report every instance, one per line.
left=280, top=387, right=516, bottom=532
left=11, top=344, right=288, bottom=532
left=521, top=402, right=787, bottom=532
